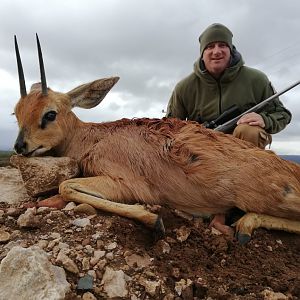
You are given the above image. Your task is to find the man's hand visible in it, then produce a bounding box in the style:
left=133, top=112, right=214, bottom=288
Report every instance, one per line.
left=237, top=112, right=265, bottom=128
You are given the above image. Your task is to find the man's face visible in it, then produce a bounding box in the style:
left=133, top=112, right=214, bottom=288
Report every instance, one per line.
left=202, top=42, right=231, bottom=78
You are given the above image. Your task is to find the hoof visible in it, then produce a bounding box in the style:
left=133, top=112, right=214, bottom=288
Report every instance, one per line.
left=36, top=195, right=66, bottom=209
left=153, top=216, right=165, bottom=240
left=236, top=232, right=251, bottom=245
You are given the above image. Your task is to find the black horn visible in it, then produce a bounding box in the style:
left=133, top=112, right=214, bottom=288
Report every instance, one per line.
left=14, top=35, right=27, bottom=97
left=36, top=33, right=48, bottom=96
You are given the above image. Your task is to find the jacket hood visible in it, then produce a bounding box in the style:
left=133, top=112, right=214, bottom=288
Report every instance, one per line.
left=194, top=46, right=244, bottom=83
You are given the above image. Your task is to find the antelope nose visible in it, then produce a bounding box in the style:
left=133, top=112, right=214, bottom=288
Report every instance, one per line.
left=14, top=130, right=27, bottom=154
left=14, top=140, right=27, bottom=154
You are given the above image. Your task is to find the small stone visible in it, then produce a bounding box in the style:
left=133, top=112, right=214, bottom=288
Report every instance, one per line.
left=17, top=208, right=40, bottom=228
left=82, top=292, right=97, bottom=300
left=105, top=242, right=117, bottom=250
left=106, top=252, right=114, bottom=260
left=175, top=226, right=191, bottom=242
left=125, top=253, right=152, bottom=269
left=261, top=289, right=288, bottom=300
left=84, top=245, right=94, bottom=255
left=82, top=257, right=90, bottom=271
left=57, top=250, right=79, bottom=274
left=77, top=274, right=94, bottom=291
left=50, top=232, right=61, bottom=239
left=36, top=207, right=52, bottom=214
left=72, top=218, right=91, bottom=228
left=36, top=240, right=49, bottom=249
left=211, top=227, right=222, bottom=235
left=6, top=208, right=22, bottom=217
left=74, top=203, right=97, bottom=215
left=90, top=250, right=106, bottom=267
left=87, top=270, right=97, bottom=280
left=138, top=277, right=160, bottom=297
left=91, top=232, right=103, bottom=240
left=155, top=240, right=171, bottom=254
left=63, top=202, right=77, bottom=211
left=101, top=267, right=128, bottom=298
left=96, top=259, right=107, bottom=270
left=0, top=230, right=10, bottom=243
left=267, top=246, right=273, bottom=252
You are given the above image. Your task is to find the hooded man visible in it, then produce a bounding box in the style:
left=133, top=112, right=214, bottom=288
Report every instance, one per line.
left=166, top=23, right=292, bottom=149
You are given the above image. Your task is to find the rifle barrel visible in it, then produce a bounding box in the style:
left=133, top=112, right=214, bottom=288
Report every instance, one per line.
left=214, top=80, right=300, bottom=133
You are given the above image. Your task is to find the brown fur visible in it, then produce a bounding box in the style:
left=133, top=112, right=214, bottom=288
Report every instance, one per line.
left=14, top=85, right=300, bottom=225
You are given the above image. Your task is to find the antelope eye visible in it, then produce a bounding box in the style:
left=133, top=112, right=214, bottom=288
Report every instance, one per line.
left=41, top=110, right=57, bottom=129
left=44, top=111, right=57, bottom=122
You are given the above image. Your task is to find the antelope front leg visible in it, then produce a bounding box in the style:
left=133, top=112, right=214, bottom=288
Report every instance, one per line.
left=235, top=212, right=300, bottom=244
left=59, top=177, right=165, bottom=236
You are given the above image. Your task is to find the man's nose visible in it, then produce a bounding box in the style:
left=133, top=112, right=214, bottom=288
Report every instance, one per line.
left=212, top=46, right=222, bottom=54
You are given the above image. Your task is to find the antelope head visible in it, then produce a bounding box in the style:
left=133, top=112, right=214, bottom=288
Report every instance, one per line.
left=13, top=35, right=119, bottom=156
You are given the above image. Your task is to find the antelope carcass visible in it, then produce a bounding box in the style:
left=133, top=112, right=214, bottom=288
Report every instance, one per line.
left=13, top=36, right=300, bottom=243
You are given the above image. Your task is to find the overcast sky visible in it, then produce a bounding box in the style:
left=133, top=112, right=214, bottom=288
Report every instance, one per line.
left=1, top=0, right=300, bottom=154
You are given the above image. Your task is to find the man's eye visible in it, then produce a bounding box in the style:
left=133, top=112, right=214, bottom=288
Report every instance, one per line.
left=41, top=111, right=57, bottom=129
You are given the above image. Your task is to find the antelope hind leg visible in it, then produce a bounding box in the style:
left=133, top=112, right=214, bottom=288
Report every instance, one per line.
left=59, top=177, right=165, bottom=236
left=235, top=212, right=300, bottom=244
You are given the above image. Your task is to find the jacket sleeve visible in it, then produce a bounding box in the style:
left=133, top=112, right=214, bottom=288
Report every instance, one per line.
left=259, top=82, right=292, bottom=134
left=166, top=85, right=187, bottom=120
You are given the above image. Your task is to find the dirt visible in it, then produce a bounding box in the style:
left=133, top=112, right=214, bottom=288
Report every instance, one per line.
left=0, top=199, right=299, bottom=300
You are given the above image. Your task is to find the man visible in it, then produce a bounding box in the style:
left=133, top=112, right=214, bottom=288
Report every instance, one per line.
left=166, top=23, right=292, bottom=237
left=166, top=23, right=292, bottom=149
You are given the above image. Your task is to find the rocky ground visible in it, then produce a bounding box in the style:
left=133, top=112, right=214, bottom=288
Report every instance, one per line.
left=0, top=163, right=299, bottom=300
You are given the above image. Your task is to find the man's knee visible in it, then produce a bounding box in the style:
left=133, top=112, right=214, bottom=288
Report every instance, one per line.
left=233, top=124, right=272, bottom=149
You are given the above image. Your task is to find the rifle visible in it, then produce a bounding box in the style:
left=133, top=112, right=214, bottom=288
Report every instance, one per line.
left=213, top=80, right=300, bottom=133
left=202, top=104, right=241, bottom=129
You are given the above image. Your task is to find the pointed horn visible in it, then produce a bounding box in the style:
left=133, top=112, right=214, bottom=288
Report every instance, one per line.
left=14, top=35, right=27, bottom=97
left=36, top=33, right=48, bottom=96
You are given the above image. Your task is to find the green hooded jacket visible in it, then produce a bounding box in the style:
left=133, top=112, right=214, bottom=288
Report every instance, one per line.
left=166, top=48, right=292, bottom=134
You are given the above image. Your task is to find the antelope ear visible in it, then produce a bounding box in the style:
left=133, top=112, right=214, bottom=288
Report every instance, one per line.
left=67, top=77, right=119, bottom=108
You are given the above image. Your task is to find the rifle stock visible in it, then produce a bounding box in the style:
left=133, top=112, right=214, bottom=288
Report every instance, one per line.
left=214, top=80, right=300, bottom=133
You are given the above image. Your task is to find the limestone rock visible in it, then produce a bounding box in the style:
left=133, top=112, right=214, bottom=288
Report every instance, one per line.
left=0, top=166, right=30, bottom=204
left=0, top=230, right=11, bottom=243
left=101, top=267, right=128, bottom=298
left=56, top=250, right=79, bottom=274
left=175, top=226, right=191, bottom=242
left=10, top=155, right=80, bottom=197
left=73, top=203, right=97, bottom=215
left=17, top=207, right=40, bottom=228
left=125, top=253, right=152, bottom=269
left=0, top=246, right=70, bottom=300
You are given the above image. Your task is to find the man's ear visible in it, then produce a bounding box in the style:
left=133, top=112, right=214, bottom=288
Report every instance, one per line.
left=67, top=77, right=119, bottom=109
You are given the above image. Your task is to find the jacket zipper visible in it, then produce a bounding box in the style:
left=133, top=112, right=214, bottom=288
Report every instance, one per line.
left=217, top=80, right=222, bottom=115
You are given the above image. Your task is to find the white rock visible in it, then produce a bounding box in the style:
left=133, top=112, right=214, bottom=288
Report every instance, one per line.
left=82, top=292, right=97, bottom=300
left=105, top=242, right=117, bottom=250
left=72, top=218, right=91, bottom=228
left=0, top=167, right=30, bottom=205
left=261, top=289, right=288, bottom=300
left=139, top=277, right=160, bottom=296
left=0, top=246, right=70, bottom=300
left=17, top=208, right=40, bottom=228
left=125, top=253, right=152, bottom=268
left=0, top=230, right=11, bottom=243
left=63, top=202, right=77, bottom=211
left=101, top=267, right=128, bottom=298
left=175, top=226, right=191, bottom=242
left=56, top=250, right=79, bottom=274
left=90, top=250, right=106, bottom=266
